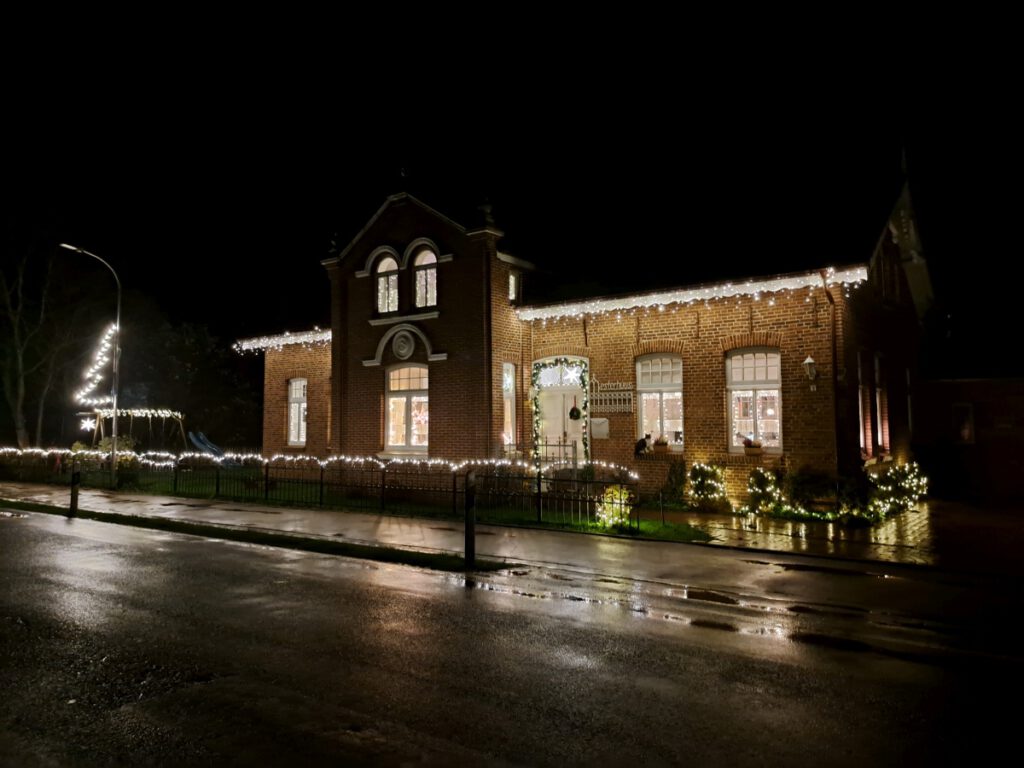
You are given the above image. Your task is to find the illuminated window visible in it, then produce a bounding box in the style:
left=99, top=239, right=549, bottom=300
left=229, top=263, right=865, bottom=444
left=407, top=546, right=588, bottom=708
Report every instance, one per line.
left=508, top=271, right=520, bottom=303
left=376, top=256, right=399, bottom=313
left=386, top=365, right=428, bottom=451
left=726, top=349, right=781, bottom=450
left=287, top=378, right=307, bottom=446
left=502, top=363, right=516, bottom=446
left=636, top=355, right=683, bottom=446
left=414, top=250, right=437, bottom=308
left=875, top=353, right=889, bottom=451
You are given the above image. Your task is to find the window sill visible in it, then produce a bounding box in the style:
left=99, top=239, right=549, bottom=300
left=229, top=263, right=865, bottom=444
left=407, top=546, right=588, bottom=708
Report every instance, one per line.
left=377, top=450, right=428, bottom=460
left=368, top=311, right=440, bottom=326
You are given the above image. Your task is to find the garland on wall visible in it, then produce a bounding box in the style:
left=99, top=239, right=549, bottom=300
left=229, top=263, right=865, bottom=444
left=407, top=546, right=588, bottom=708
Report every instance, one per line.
left=530, top=357, right=589, bottom=467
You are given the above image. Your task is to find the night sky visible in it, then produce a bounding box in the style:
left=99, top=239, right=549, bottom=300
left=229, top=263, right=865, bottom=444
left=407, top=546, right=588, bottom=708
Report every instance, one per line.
left=7, top=79, right=1018, bottom=376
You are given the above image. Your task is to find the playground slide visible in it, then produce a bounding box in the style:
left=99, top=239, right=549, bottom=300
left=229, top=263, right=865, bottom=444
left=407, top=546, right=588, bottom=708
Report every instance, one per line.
left=196, top=431, right=224, bottom=457
left=187, top=431, right=224, bottom=457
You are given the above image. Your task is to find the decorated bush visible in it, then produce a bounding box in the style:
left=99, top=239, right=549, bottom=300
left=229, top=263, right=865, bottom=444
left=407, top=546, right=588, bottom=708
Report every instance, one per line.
left=687, top=463, right=730, bottom=513
left=596, top=484, right=633, bottom=528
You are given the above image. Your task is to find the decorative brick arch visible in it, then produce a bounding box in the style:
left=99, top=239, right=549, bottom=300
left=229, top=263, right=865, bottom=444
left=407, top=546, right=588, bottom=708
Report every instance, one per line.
left=632, top=339, right=686, bottom=359
left=400, top=237, right=442, bottom=269
left=720, top=331, right=784, bottom=352
left=355, top=245, right=402, bottom=278
left=362, top=324, right=448, bottom=366
left=532, top=343, right=589, bottom=361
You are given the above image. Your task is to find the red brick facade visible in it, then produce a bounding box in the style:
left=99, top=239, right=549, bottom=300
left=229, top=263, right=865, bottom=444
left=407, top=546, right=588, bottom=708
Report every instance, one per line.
left=251, top=192, right=921, bottom=502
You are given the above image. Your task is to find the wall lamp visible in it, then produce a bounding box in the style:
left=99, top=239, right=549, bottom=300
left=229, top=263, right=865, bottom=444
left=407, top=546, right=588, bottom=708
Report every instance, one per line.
left=803, top=355, right=818, bottom=391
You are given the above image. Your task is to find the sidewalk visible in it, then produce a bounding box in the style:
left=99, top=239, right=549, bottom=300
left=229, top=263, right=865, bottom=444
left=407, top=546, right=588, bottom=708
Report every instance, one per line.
left=2, top=481, right=1022, bottom=576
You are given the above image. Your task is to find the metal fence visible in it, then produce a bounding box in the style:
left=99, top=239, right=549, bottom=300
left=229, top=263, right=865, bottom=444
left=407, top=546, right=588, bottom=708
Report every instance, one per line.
left=0, top=453, right=639, bottom=529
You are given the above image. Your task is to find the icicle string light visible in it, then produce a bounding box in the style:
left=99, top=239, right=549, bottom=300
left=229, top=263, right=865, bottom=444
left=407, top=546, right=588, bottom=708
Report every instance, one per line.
left=517, top=265, right=868, bottom=322
left=234, top=327, right=331, bottom=353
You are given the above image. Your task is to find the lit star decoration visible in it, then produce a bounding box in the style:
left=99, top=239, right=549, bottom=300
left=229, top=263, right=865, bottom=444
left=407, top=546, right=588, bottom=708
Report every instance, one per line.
left=516, top=266, right=868, bottom=323
left=75, top=324, right=117, bottom=405
left=234, top=328, right=331, bottom=354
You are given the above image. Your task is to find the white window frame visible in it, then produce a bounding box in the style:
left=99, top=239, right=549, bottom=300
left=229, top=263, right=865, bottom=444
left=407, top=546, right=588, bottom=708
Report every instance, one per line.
left=875, top=352, right=889, bottom=452
left=386, top=364, right=428, bottom=453
left=413, top=250, right=437, bottom=308
left=726, top=348, right=782, bottom=452
left=502, top=362, right=516, bottom=446
left=376, top=256, right=399, bottom=314
left=636, top=354, right=683, bottom=447
left=287, top=378, right=307, bottom=446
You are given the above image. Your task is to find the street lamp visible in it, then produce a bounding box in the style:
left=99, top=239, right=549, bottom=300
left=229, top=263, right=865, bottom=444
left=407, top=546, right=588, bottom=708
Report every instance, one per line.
left=59, top=243, right=121, bottom=487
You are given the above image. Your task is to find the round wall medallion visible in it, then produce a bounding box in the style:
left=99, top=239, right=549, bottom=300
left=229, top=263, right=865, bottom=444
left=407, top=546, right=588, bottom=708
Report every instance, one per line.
left=392, top=330, right=415, bottom=360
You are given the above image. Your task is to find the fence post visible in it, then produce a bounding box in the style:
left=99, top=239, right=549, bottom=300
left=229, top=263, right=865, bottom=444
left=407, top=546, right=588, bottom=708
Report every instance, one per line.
left=536, top=468, right=543, bottom=523
left=319, top=466, right=325, bottom=507
left=452, top=471, right=457, bottom=517
left=173, top=462, right=178, bottom=495
left=69, top=458, right=80, bottom=517
left=660, top=491, right=664, bottom=526
left=215, top=466, right=220, bottom=497
left=264, top=462, right=270, bottom=500
left=380, top=465, right=387, bottom=512
left=465, top=469, right=476, bottom=569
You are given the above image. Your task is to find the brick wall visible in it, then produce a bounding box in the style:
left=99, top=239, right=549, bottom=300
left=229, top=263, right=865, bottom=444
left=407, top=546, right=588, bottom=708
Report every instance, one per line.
left=330, top=197, right=495, bottom=460
left=262, top=343, right=331, bottom=456
left=525, top=289, right=840, bottom=500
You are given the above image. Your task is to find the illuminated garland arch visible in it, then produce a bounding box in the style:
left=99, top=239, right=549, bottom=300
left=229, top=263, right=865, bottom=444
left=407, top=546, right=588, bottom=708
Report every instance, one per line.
left=530, top=356, right=590, bottom=466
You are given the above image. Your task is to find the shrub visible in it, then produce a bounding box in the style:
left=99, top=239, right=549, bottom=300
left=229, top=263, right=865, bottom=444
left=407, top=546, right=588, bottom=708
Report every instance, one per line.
left=785, top=468, right=836, bottom=511
left=747, top=467, right=785, bottom=515
left=687, top=463, right=731, bottom=513
left=661, top=460, right=687, bottom=504
left=861, top=462, right=928, bottom=522
left=596, top=484, right=633, bottom=528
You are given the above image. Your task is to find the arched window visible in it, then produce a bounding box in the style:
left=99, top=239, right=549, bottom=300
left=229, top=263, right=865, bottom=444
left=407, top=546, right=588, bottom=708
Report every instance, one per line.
left=413, top=250, right=437, bottom=308
left=288, top=378, right=307, bottom=446
left=636, top=354, right=683, bottom=446
left=376, top=256, right=399, bottom=313
left=726, top=349, right=781, bottom=450
left=386, top=364, right=428, bottom=451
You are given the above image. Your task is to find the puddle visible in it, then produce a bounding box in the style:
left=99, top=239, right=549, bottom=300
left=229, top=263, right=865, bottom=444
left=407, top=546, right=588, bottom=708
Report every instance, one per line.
left=779, top=563, right=890, bottom=579
left=790, top=632, right=872, bottom=652
left=690, top=619, right=739, bottom=633
left=684, top=589, right=739, bottom=606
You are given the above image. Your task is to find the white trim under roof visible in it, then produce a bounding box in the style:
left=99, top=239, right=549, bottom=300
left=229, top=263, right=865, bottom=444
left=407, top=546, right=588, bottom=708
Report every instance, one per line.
left=516, top=265, right=868, bottom=322
left=234, top=328, right=332, bottom=353
left=497, top=252, right=536, bottom=271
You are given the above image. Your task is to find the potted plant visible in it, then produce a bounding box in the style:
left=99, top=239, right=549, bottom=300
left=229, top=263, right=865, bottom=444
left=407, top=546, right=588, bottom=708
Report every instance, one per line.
left=653, top=435, right=669, bottom=454
left=743, top=437, right=763, bottom=456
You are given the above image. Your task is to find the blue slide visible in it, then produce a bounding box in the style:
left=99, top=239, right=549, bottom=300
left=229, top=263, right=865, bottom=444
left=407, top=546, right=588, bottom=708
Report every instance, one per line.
left=188, top=431, right=224, bottom=457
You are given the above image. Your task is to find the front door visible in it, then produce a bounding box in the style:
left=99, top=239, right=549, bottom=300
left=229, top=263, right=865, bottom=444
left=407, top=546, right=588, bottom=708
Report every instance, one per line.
left=534, top=356, right=588, bottom=464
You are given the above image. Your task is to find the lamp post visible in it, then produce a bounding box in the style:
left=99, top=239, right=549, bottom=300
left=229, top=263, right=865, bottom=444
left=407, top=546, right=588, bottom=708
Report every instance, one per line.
left=60, top=243, right=121, bottom=487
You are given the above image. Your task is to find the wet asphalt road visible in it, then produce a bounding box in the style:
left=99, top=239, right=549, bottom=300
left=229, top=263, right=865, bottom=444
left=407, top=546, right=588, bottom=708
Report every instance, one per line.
left=2, top=512, right=1021, bottom=766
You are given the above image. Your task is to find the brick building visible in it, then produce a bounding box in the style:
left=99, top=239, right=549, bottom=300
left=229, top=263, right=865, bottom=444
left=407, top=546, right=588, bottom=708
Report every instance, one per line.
left=238, top=190, right=926, bottom=499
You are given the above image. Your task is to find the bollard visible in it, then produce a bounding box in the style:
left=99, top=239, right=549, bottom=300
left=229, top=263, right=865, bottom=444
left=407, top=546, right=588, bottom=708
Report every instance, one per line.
left=69, top=459, right=80, bottom=517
